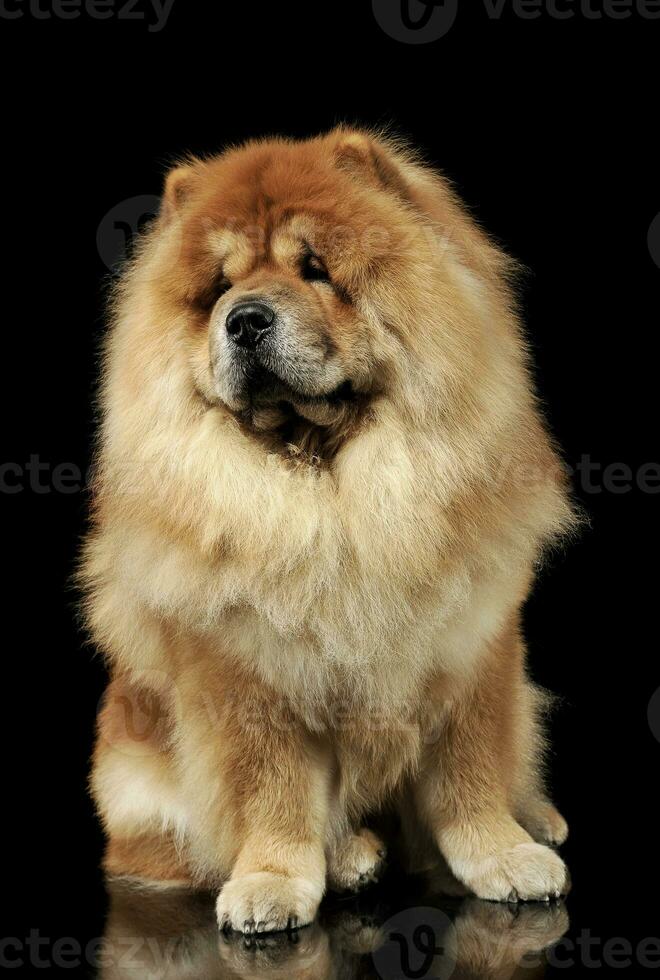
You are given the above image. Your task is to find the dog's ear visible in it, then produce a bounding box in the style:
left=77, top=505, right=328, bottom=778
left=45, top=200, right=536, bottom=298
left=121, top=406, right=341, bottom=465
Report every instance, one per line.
left=332, top=129, right=512, bottom=282
left=161, top=160, right=203, bottom=220
left=331, top=129, right=411, bottom=199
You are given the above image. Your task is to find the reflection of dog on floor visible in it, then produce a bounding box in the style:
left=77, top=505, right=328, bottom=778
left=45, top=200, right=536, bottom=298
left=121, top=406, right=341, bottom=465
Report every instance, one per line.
left=100, top=877, right=569, bottom=980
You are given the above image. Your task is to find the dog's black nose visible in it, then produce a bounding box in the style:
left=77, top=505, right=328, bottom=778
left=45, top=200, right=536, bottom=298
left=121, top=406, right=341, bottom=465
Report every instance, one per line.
left=226, top=302, right=275, bottom=350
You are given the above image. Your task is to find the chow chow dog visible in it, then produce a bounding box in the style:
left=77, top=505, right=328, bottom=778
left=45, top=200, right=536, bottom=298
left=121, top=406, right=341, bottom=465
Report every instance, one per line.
left=82, top=127, right=575, bottom=934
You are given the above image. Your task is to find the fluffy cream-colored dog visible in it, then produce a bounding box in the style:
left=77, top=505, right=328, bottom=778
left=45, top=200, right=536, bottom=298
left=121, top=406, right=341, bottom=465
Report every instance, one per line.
left=82, top=127, right=575, bottom=934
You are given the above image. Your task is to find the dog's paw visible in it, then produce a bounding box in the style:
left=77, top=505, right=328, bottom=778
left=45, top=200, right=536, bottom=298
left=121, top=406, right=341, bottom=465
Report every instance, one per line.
left=330, top=911, right=384, bottom=954
left=462, top=843, right=569, bottom=903
left=457, top=897, right=569, bottom=950
left=520, top=803, right=569, bottom=847
left=449, top=899, right=569, bottom=974
left=216, top=872, right=323, bottom=934
left=327, top=828, right=386, bottom=892
left=217, top=925, right=326, bottom=976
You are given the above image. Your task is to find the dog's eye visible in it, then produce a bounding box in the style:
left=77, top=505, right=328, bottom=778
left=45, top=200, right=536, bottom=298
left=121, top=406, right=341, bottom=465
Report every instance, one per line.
left=195, top=274, right=232, bottom=311
left=301, top=250, right=331, bottom=285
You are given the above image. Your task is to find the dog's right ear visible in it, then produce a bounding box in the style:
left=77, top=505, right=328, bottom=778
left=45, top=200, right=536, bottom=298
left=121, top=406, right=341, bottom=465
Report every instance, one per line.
left=161, top=160, right=203, bottom=220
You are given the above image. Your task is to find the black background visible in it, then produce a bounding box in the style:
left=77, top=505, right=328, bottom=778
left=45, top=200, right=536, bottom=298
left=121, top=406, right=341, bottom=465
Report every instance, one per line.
left=3, top=0, right=659, bottom=973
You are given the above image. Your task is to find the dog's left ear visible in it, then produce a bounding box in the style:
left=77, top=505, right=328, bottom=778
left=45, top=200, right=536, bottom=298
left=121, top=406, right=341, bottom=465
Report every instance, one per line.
left=332, top=129, right=512, bottom=282
left=331, top=129, right=411, bottom=199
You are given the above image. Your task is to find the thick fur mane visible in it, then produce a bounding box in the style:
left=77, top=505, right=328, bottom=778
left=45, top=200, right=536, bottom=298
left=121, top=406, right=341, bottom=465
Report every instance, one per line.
left=82, top=129, right=575, bottom=703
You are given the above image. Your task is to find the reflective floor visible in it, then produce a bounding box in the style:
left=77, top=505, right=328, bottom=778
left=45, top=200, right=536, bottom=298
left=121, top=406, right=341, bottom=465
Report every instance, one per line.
left=15, top=845, right=657, bottom=977
left=98, top=868, right=571, bottom=980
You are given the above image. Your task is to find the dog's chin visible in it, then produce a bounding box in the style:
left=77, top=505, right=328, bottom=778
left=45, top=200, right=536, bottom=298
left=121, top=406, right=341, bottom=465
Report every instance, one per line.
left=223, top=369, right=358, bottom=433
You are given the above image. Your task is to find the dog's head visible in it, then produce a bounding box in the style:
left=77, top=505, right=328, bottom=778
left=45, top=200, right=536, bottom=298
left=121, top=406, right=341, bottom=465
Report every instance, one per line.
left=119, top=128, right=520, bottom=458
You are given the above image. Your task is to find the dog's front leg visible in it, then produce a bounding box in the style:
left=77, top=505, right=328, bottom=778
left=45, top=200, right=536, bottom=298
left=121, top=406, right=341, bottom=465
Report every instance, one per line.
left=215, top=699, right=330, bottom=935
left=414, top=655, right=568, bottom=903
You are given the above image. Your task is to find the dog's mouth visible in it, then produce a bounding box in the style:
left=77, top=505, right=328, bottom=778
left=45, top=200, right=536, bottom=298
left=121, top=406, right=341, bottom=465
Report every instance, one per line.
left=227, top=365, right=365, bottom=434
left=229, top=351, right=353, bottom=407
left=247, top=366, right=354, bottom=407
left=210, top=338, right=368, bottom=451
left=230, top=345, right=346, bottom=399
